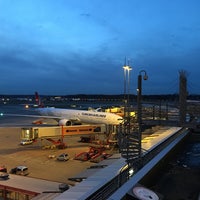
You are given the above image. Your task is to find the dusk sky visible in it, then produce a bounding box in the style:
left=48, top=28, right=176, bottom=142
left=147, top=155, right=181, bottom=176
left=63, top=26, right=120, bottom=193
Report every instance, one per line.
left=0, top=0, right=200, bottom=95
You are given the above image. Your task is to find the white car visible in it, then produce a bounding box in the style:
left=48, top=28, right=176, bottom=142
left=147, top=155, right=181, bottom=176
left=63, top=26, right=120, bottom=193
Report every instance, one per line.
left=10, top=166, right=29, bottom=176
left=0, top=172, right=9, bottom=180
left=20, top=139, right=33, bottom=145
left=57, top=153, right=69, bottom=161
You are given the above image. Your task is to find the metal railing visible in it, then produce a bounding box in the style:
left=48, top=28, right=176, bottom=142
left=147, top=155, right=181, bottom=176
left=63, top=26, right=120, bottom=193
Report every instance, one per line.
left=85, top=128, right=189, bottom=200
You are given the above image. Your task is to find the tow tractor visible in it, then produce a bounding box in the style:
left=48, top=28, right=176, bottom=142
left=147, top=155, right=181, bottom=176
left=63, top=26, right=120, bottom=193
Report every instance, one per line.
left=74, top=145, right=112, bottom=162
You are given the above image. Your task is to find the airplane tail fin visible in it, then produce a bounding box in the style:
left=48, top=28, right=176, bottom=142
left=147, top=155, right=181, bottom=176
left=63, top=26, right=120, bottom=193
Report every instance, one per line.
left=35, top=92, right=44, bottom=107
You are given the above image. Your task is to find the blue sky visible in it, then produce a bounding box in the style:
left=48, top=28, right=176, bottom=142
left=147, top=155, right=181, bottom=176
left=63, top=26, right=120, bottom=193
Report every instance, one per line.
left=0, top=0, right=200, bottom=95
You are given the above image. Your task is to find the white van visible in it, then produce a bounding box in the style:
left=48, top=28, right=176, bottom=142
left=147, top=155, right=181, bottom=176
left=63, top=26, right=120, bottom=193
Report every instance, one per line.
left=10, top=166, right=29, bottom=176
left=20, top=139, right=33, bottom=145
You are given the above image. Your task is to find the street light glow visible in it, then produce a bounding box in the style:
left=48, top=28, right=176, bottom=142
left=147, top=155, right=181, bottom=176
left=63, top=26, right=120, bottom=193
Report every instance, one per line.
left=123, top=62, right=132, bottom=98
left=123, top=66, right=132, bottom=71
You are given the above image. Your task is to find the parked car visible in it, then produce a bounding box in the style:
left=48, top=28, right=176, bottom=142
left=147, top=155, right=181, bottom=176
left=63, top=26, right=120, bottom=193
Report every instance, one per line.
left=10, top=166, right=29, bottom=176
left=57, top=153, right=69, bottom=161
left=0, top=166, right=7, bottom=173
left=0, top=172, right=9, bottom=180
left=20, top=139, right=33, bottom=145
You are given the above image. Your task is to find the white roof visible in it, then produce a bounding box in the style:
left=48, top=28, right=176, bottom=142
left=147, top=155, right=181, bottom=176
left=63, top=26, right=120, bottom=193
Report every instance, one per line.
left=1, top=174, right=61, bottom=194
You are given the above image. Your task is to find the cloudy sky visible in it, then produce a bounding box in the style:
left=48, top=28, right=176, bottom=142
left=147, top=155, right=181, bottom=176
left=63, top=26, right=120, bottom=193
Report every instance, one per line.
left=0, top=0, right=200, bottom=95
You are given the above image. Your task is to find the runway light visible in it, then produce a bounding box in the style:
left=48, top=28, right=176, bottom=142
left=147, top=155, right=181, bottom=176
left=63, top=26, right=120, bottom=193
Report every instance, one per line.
left=0, top=113, right=3, bottom=116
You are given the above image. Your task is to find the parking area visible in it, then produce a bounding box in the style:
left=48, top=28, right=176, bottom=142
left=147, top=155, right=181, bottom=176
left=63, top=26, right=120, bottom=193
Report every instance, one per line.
left=0, top=127, right=97, bottom=185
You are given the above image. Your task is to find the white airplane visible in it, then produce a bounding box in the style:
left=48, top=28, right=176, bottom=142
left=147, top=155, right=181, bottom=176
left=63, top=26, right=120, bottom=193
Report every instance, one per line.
left=2, top=93, right=123, bottom=126
left=36, top=107, right=123, bottom=125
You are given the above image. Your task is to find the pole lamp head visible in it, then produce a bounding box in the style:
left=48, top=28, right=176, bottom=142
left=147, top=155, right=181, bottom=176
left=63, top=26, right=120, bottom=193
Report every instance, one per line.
left=139, top=70, right=148, bottom=81
left=143, top=74, right=148, bottom=80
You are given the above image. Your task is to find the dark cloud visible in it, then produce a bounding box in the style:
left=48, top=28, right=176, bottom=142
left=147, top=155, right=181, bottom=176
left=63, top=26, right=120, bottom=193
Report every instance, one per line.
left=0, top=0, right=200, bottom=95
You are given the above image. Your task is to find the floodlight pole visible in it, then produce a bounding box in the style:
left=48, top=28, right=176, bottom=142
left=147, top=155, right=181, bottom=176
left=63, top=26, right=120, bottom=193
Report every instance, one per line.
left=137, top=70, right=148, bottom=157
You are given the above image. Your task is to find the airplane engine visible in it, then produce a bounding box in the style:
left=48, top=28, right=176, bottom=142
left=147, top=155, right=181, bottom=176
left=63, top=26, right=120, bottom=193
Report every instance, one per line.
left=58, top=119, right=72, bottom=126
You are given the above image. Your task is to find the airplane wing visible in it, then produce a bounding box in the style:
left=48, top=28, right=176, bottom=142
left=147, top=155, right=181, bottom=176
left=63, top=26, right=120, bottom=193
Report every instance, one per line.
left=1, top=113, right=60, bottom=119
left=1, top=113, right=81, bottom=125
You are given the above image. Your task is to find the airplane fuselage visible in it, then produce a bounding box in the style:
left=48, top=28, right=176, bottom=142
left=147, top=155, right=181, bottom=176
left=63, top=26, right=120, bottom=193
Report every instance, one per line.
left=37, top=107, right=123, bottom=125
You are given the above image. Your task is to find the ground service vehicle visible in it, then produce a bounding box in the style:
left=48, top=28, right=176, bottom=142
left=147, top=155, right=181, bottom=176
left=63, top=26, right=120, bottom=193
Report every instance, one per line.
left=10, top=166, right=29, bottom=176
left=20, top=139, right=33, bottom=145
left=57, top=153, right=69, bottom=161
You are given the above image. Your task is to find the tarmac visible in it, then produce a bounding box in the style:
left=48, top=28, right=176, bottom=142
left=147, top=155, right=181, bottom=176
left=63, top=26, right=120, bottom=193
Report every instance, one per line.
left=0, top=117, right=200, bottom=199
left=0, top=127, right=99, bottom=186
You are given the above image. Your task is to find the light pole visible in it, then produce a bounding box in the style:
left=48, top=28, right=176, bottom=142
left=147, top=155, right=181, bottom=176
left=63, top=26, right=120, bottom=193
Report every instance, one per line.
left=137, top=70, right=148, bottom=157
left=123, top=60, right=132, bottom=117
left=122, top=59, right=132, bottom=177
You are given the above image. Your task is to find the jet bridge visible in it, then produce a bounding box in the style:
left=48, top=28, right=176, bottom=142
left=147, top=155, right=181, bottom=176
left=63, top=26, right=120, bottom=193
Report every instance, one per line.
left=20, top=124, right=117, bottom=148
left=21, top=124, right=107, bottom=140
